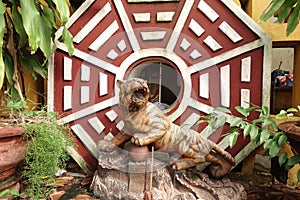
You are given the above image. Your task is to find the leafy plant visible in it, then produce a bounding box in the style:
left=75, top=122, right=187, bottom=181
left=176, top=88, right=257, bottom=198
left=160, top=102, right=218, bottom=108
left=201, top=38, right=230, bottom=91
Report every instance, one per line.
left=260, top=0, right=300, bottom=36
left=21, top=109, right=74, bottom=199
left=275, top=106, right=300, bottom=119
left=0, top=0, right=74, bottom=102
left=0, top=189, right=19, bottom=198
left=6, top=99, right=28, bottom=122
left=201, top=104, right=300, bottom=181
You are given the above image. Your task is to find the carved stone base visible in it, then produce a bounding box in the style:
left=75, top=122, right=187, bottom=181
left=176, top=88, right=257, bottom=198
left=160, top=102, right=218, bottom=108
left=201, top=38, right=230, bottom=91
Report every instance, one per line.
left=91, top=150, right=247, bottom=200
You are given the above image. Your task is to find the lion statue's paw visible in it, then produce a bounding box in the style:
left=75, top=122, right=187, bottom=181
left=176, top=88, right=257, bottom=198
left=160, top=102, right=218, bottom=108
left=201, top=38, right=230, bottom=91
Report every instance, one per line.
left=131, top=133, right=147, bottom=146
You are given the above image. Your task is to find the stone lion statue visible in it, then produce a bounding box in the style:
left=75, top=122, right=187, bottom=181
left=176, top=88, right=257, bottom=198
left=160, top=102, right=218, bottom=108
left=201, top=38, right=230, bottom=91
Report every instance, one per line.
left=98, top=78, right=235, bottom=178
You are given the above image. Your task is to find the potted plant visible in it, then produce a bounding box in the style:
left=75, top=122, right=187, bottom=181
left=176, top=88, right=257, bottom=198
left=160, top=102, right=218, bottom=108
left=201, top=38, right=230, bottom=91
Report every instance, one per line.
left=0, top=100, right=75, bottom=199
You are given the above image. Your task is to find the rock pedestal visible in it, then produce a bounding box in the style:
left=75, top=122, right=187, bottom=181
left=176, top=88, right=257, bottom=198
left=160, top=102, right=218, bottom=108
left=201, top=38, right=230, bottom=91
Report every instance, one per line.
left=91, top=148, right=247, bottom=200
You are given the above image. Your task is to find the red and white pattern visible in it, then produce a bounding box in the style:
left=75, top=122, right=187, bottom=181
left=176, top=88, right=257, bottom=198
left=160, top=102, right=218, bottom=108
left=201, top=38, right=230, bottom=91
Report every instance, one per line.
left=48, top=0, right=271, bottom=172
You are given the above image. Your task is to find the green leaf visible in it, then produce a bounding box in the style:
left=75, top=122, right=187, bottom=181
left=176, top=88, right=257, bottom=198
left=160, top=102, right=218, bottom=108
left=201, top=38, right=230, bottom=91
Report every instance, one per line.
left=262, top=117, right=275, bottom=129
left=275, top=110, right=287, bottom=119
left=210, top=115, right=227, bottom=130
left=278, top=134, right=287, bottom=146
left=298, top=169, right=300, bottom=182
left=279, top=153, right=288, bottom=167
left=62, top=27, right=74, bottom=55
left=243, top=123, right=252, bottom=138
left=9, top=190, right=19, bottom=197
left=269, top=142, right=280, bottom=158
left=0, top=188, right=19, bottom=197
left=229, top=132, right=239, bottom=149
left=273, top=131, right=283, bottom=141
left=235, top=106, right=248, bottom=118
left=245, top=106, right=256, bottom=113
left=260, top=129, right=270, bottom=144
left=286, top=1, right=300, bottom=36
left=213, top=107, right=231, bottom=114
left=8, top=87, right=20, bottom=102
left=8, top=100, right=28, bottom=111
left=2, top=51, right=20, bottom=101
left=0, top=0, right=5, bottom=90
left=39, top=14, right=53, bottom=57
left=42, top=6, right=57, bottom=29
left=260, top=0, right=285, bottom=22
left=20, top=0, right=41, bottom=51
left=3, top=51, right=14, bottom=85
left=11, top=4, right=27, bottom=47
left=255, top=108, right=262, bottom=113
left=263, top=139, right=273, bottom=149
left=277, top=0, right=297, bottom=23
left=20, top=52, right=47, bottom=80
left=286, top=155, right=300, bottom=168
left=204, top=112, right=218, bottom=119
left=230, top=117, right=243, bottom=127
left=51, top=0, right=70, bottom=24
left=239, top=121, right=247, bottom=129
left=0, top=189, right=9, bottom=198
left=252, top=118, right=264, bottom=124
left=287, top=107, right=298, bottom=112
left=263, top=149, right=270, bottom=156
left=261, top=106, right=269, bottom=116
left=270, top=119, right=279, bottom=131
left=249, top=124, right=259, bottom=141
left=196, top=119, right=208, bottom=125
left=226, top=127, right=239, bottom=134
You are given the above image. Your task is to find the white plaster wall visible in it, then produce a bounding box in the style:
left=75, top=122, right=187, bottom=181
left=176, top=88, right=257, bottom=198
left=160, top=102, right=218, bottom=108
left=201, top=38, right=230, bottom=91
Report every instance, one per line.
left=272, top=48, right=294, bottom=73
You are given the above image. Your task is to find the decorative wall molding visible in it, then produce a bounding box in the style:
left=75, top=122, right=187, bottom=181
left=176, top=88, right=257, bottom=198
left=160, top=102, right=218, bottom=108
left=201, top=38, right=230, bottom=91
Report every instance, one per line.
left=49, top=0, right=272, bottom=172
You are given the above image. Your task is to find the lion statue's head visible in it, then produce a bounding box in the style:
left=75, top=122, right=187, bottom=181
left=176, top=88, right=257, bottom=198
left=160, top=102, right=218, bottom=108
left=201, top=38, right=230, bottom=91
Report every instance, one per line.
left=117, top=78, right=150, bottom=112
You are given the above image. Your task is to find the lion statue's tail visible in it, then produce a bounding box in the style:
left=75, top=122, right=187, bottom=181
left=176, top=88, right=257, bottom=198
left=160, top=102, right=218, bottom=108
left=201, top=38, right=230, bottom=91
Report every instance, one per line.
left=213, top=144, right=235, bottom=166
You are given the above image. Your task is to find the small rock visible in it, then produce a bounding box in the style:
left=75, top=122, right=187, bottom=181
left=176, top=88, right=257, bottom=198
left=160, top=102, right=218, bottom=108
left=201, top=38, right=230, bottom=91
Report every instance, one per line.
left=49, top=190, right=66, bottom=200
left=73, top=194, right=93, bottom=199
left=67, top=172, right=86, bottom=178
left=55, top=169, right=67, bottom=177
left=54, top=176, right=75, bottom=187
left=80, top=177, right=92, bottom=186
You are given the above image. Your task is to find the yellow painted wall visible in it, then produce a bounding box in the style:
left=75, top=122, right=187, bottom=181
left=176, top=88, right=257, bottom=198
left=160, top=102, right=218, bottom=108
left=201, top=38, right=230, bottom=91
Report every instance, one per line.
left=232, top=0, right=241, bottom=7
left=246, top=0, right=300, bottom=41
left=0, top=69, right=44, bottom=115
left=22, top=70, right=45, bottom=110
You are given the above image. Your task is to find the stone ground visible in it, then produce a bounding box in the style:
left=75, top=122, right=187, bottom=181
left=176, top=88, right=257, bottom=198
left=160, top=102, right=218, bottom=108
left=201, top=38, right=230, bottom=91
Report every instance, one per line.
left=15, top=159, right=300, bottom=200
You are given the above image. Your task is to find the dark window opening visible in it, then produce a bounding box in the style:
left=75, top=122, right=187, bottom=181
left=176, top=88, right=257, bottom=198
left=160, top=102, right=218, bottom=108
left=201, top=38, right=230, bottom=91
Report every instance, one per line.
left=128, top=61, right=181, bottom=109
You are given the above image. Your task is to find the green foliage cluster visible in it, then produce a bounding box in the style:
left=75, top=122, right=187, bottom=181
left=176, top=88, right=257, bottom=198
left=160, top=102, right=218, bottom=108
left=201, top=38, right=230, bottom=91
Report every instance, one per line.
left=22, top=110, right=74, bottom=199
left=6, top=101, right=74, bottom=199
left=260, top=0, right=300, bottom=36
left=0, top=0, right=74, bottom=101
left=201, top=105, right=300, bottom=181
left=0, top=189, right=19, bottom=198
